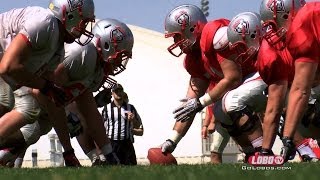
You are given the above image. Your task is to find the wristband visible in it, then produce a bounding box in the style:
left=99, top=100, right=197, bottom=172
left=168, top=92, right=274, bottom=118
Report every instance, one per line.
left=169, top=130, right=183, bottom=144
left=199, top=93, right=213, bottom=107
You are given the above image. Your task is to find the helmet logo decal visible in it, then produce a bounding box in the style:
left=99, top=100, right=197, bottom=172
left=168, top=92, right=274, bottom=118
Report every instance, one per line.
left=267, top=0, right=286, bottom=13
left=233, top=19, right=250, bottom=34
left=110, top=28, right=124, bottom=43
left=68, top=0, right=84, bottom=12
left=175, top=11, right=190, bottom=29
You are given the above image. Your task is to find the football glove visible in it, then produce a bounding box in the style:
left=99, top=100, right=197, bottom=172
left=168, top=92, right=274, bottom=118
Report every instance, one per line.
left=173, top=98, right=203, bottom=122
left=161, top=139, right=177, bottom=154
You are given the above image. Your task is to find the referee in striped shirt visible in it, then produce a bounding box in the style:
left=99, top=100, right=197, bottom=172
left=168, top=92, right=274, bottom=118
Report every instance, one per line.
left=102, top=84, right=143, bottom=165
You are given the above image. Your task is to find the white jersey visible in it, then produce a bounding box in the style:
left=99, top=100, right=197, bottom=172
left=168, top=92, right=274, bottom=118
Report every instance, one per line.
left=0, top=6, right=64, bottom=77
left=62, top=42, right=104, bottom=102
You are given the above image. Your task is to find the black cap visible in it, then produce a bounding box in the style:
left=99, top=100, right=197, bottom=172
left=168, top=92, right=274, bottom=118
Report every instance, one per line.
left=111, top=84, right=123, bottom=92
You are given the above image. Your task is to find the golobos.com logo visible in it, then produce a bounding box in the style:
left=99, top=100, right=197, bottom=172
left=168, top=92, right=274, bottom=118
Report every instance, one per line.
left=248, top=155, right=284, bottom=166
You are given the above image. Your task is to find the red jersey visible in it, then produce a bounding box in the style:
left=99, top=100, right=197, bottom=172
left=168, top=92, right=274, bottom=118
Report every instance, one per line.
left=200, top=19, right=229, bottom=81
left=200, top=19, right=256, bottom=81
left=183, top=49, right=210, bottom=81
left=286, top=2, right=320, bottom=64
left=256, top=34, right=294, bottom=85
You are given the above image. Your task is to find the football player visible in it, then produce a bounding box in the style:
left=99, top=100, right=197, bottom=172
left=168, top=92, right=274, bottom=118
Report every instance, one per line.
left=0, top=18, right=133, bottom=167
left=0, top=0, right=95, bottom=166
left=256, top=0, right=319, bottom=162
left=0, top=110, right=52, bottom=167
left=281, top=1, right=320, bottom=162
left=213, top=12, right=268, bottom=160
left=33, top=18, right=134, bottom=166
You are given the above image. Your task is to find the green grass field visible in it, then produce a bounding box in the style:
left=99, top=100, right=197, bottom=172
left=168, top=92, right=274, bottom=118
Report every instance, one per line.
left=0, top=163, right=319, bottom=180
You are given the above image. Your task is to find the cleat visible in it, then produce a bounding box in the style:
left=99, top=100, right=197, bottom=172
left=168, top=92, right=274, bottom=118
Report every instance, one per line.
left=63, top=149, right=82, bottom=167
left=301, top=155, right=319, bottom=162
left=280, top=137, right=296, bottom=162
left=91, top=157, right=102, bottom=167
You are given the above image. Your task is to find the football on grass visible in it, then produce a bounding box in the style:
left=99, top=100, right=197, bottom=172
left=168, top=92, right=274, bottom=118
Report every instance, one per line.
left=147, top=148, right=177, bottom=165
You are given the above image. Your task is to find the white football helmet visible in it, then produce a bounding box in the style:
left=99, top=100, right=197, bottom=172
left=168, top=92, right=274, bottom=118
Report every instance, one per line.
left=92, top=18, right=134, bottom=76
left=49, top=0, right=95, bottom=45
left=164, top=4, right=207, bottom=57
left=260, top=0, right=305, bottom=48
left=227, top=12, right=262, bottom=63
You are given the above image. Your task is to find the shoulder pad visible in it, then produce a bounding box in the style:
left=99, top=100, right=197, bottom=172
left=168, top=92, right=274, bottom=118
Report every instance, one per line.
left=200, top=19, right=230, bottom=53
left=213, top=26, right=229, bottom=50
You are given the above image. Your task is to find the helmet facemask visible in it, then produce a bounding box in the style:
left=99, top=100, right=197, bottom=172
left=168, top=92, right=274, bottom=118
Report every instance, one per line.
left=229, top=24, right=261, bottom=65
left=165, top=32, right=192, bottom=57
left=107, top=50, right=131, bottom=75
left=229, top=39, right=258, bottom=65
left=74, top=18, right=95, bottom=45
left=263, top=25, right=287, bottom=50
left=63, top=5, right=95, bottom=45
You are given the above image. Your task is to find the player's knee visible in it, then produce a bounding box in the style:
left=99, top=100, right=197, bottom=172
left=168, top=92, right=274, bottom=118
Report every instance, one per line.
left=20, top=122, right=41, bottom=146
left=221, top=107, right=259, bottom=137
